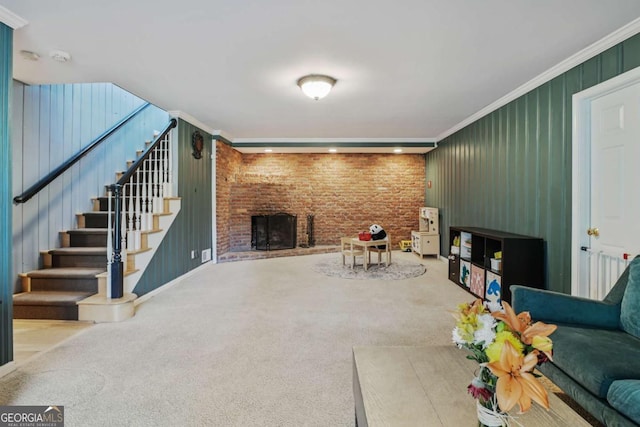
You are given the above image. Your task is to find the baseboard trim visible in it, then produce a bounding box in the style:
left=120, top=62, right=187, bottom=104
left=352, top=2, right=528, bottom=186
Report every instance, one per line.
left=134, top=261, right=212, bottom=307
left=0, top=361, right=16, bottom=378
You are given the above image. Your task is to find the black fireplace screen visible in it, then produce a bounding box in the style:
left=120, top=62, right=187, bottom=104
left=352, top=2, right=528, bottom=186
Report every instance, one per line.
left=251, top=213, right=297, bottom=250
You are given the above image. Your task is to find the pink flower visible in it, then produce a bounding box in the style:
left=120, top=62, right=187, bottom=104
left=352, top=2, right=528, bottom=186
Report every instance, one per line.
left=468, top=381, right=493, bottom=401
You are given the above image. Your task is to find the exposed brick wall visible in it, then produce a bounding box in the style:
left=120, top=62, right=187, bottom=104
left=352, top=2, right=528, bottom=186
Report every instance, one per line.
left=216, top=147, right=426, bottom=255
left=215, top=141, right=242, bottom=256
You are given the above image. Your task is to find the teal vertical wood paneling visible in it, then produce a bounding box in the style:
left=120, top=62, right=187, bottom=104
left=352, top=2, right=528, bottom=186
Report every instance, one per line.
left=0, top=23, right=13, bottom=366
left=133, top=119, right=212, bottom=296
left=425, top=33, right=640, bottom=294
left=601, top=45, right=622, bottom=82
left=622, top=33, right=640, bottom=72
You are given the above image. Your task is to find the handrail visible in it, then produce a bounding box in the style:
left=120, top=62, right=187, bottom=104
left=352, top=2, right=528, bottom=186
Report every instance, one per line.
left=116, top=118, right=177, bottom=186
left=13, top=102, right=152, bottom=204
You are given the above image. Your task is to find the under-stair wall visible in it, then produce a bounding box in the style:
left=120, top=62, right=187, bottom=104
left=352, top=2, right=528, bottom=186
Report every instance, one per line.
left=133, top=119, right=213, bottom=296
left=11, top=81, right=170, bottom=293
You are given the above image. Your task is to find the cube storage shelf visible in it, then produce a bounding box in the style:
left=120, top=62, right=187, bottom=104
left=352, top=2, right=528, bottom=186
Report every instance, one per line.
left=448, top=226, right=544, bottom=303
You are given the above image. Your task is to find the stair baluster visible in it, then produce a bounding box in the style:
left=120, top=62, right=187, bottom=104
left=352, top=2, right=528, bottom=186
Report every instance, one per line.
left=153, top=146, right=162, bottom=214
left=163, top=134, right=172, bottom=198
left=120, top=184, right=128, bottom=274
left=135, top=167, right=142, bottom=246
left=126, top=182, right=135, bottom=250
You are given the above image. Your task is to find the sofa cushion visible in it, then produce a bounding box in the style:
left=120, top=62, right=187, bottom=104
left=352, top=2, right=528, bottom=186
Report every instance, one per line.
left=620, top=258, right=640, bottom=338
left=550, top=324, right=640, bottom=398
left=607, top=380, right=640, bottom=425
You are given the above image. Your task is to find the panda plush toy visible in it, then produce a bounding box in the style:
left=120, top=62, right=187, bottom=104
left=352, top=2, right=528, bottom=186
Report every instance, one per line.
left=369, top=224, right=387, bottom=249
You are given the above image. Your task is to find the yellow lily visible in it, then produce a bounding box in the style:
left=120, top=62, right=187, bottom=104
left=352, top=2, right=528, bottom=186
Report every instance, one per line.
left=486, top=341, right=550, bottom=413
left=493, top=301, right=557, bottom=346
left=531, top=335, right=553, bottom=353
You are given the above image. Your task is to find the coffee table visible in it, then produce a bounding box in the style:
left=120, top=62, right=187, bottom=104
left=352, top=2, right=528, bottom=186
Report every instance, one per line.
left=352, top=345, right=591, bottom=426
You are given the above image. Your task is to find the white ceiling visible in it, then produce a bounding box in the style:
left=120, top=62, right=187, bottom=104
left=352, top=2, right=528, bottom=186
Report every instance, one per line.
left=3, top=0, right=640, bottom=153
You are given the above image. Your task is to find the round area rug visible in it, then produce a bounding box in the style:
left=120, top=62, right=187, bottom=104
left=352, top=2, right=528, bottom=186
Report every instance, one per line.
left=314, top=257, right=426, bottom=280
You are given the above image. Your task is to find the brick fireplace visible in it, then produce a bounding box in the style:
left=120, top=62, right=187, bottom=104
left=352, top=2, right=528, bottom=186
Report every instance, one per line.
left=216, top=141, right=426, bottom=259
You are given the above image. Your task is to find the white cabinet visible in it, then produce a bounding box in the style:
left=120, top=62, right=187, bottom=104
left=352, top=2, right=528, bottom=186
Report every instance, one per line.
left=419, top=207, right=439, bottom=233
left=411, top=231, right=440, bottom=258
left=412, top=207, right=440, bottom=258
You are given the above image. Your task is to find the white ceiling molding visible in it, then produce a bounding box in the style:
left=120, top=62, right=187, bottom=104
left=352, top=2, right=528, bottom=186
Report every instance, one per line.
left=212, top=129, right=234, bottom=144
left=232, top=137, right=436, bottom=144
left=436, top=16, right=640, bottom=142
left=0, top=5, right=27, bottom=29
left=167, top=110, right=215, bottom=135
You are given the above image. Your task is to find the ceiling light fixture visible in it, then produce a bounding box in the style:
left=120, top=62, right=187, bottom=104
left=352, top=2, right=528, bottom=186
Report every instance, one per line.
left=297, top=74, right=337, bottom=100
left=393, top=148, right=403, bottom=154
left=264, top=148, right=273, bottom=153
left=50, top=50, right=71, bottom=62
left=328, top=148, right=337, bottom=153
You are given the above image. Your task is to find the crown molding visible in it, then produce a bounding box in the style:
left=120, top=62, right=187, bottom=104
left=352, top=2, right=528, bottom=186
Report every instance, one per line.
left=436, top=16, right=640, bottom=142
left=211, top=130, right=234, bottom=145
left=167, top=110, right=215, bottom=135
left=0, top=6, right=27, bottom=29
left=232, top=137, right=436, bottom=144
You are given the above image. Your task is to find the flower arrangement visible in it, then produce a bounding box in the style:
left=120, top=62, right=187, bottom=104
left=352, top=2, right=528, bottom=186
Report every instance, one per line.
left=452, top=299, right=557, bottom=426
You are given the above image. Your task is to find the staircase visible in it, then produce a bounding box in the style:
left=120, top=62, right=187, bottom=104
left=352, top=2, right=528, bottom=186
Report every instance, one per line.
left=13, top=127, right=180, bottom=321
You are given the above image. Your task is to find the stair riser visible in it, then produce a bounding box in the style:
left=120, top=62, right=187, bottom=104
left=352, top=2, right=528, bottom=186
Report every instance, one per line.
left=52, top=255, right=106, bottom=268
left=13, top=304, right=78, bottom=320
left=69, top=234, right=107, bottom=247
left=84, top=212, right=160, bottom=228
left=83, top=215, right=111, bottom=228
left=30, top=278, right=99, bottom=293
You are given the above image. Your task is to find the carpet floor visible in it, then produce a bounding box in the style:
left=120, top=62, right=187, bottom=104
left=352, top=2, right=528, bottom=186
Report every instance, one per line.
left=0, top=252, right=596, bottom=426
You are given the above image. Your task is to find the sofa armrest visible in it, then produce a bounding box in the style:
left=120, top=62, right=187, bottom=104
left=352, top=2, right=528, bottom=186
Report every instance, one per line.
left=511, top=285, right=620, bottom=329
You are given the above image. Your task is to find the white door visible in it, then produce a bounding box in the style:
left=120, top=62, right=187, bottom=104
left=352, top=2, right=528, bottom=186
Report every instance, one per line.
left=581, top=81, right=640, bottom=298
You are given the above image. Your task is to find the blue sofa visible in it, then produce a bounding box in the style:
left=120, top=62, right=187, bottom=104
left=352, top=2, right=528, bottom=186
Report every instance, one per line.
left=512, top=256, right=640, bottom=427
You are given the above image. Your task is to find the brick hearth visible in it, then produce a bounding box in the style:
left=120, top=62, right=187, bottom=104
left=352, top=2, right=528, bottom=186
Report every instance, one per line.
left=217, top=245, right=340, bottom=263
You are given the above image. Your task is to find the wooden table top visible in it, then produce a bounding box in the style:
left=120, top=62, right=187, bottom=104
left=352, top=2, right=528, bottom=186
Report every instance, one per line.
left=352, top=345, right=591, bottom=427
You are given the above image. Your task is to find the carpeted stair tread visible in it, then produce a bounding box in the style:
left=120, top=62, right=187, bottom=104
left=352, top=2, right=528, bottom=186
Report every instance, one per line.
left=49, top=247, right=107, bottom=255
left=67, top=228, right=107, bottom=234
left=13, top=291, right=94, bottom=305
left=26, top=267, right=105, bottom=279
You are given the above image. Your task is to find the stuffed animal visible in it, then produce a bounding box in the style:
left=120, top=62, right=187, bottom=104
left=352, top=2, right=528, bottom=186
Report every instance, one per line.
left=369, top=224, right=387, bottom=249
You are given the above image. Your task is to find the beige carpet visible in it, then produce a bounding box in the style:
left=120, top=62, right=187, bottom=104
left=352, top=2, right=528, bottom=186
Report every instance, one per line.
left=0, top=252, right=590, bottom=426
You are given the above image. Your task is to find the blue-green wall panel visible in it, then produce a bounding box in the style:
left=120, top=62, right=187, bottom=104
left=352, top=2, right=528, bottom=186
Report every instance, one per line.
left=133, top=119, right=212, bottom=296
left=426, top=32, right=640, bottom=294
left=1, top=23, right=13, bottom=366
left=623, top=36, right=640, bottom=72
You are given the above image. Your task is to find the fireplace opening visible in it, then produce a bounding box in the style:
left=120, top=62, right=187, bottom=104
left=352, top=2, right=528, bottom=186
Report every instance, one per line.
left=251, top=213, right=297, bottom=250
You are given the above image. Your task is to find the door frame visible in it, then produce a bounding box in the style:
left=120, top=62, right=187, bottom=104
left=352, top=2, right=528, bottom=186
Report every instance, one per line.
left=571, top=65, right=640, bottom=297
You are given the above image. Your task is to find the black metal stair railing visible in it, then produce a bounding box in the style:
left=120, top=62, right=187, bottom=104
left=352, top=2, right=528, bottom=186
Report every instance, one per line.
left=107, top=118, right=177, bottom=299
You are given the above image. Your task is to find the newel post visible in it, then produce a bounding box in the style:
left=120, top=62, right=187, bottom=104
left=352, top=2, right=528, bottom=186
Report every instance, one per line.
left=110, top=183, right=124, bottom=298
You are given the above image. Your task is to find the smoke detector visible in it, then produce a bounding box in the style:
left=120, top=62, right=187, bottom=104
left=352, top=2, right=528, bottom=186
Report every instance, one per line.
left=49, top=50, right=71, bottom=62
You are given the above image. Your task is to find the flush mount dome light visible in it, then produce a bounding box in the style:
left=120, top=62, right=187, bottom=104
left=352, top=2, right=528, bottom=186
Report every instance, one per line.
left=297, top=74, right=337, bottom=100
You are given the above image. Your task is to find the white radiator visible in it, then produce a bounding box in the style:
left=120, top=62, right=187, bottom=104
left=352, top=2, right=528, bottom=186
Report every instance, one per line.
left=586, top=249, right=632, bottom=300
